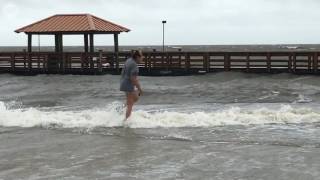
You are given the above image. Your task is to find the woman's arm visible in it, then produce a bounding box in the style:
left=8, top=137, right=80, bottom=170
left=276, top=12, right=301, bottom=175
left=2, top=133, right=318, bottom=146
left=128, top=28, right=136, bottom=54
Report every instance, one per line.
left=131, top=76, right=142, bottom=95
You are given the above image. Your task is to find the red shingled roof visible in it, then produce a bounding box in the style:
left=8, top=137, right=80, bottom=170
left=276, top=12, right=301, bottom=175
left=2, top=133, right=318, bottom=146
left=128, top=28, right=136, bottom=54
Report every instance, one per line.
left=15, top=14, right=130, bottom=33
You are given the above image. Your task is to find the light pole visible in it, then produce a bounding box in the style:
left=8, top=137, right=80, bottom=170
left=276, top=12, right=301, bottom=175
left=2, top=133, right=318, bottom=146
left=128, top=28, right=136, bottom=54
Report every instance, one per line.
left=162, top=20, right=167, bottom=52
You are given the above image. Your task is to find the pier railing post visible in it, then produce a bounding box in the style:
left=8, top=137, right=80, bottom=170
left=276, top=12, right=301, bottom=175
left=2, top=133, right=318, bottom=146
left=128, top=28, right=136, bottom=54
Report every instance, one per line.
left=308, top=55, right=312, bottom=72
left=10, top=53, right=15, bottom=72
left=152, top=49, right=156, bottom=68
left=186, top=53, right=190, bottom=72
left=28, top=52, right=32, bottom=72
left=144, top=52, right=148, bottom=69
left=313, top=52, right=318, bottom=73
left=44, top=54, right=48, bottom=73
left=166, top=52, right=170, bottom=71
left=204, top=53, right=209, bottom=72
left=161, top=52, right=165, bottom=68
left=288, top=53, right=293, bottom=73
left=37, top=53, right=40, bottom=70
left=115, top=52, right=119, bottom=73
left=267, top=53, right=271, bottom=73
left=23, top=49, right=27, bottom=69
left=246, top=53, right=250, bottom=72
left=178, top=49, right=182, bottom=68
left=80, top=53, right=83, bottom=72
left=98, top=50, right=103, bottom=73
left=224, top=53, right=230, bottom=71
left=293, top=53, right=297, bottom=73
left=89, top=53, right=94, bottom=70
left=148, top=53, right=152, bottom=73
left=61, top=53, right=66, bottom=74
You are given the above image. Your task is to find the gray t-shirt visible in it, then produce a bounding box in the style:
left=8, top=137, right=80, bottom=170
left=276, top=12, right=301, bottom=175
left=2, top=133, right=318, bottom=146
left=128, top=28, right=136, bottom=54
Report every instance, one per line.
left=120, top=58, right=139, bottom=92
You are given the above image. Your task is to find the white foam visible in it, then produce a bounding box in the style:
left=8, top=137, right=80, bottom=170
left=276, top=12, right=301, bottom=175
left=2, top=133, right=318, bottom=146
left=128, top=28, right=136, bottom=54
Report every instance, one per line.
left=295, top=94, right=313, bottom=103
left=0, top=101, right=320, bottom=129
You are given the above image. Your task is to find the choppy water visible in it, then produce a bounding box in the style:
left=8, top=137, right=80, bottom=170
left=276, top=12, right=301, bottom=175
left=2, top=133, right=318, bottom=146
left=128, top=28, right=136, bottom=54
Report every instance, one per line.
left=0, top=72, right=320, bottom=180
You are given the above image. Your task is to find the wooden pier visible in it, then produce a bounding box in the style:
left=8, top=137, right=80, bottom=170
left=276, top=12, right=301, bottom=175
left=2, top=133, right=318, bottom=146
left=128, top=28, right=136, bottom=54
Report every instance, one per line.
left=9, top=14, right=319, bottom=75
left=0, top=50, right=319, bottom=75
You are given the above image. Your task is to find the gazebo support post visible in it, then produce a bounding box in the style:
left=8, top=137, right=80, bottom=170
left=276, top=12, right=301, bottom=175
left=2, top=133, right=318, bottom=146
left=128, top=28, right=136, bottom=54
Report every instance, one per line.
left=84, top=34, right=89, bottom=53
left=27, top=34, right=32, bottom=53
left=89, top=33, right=94, bottom=69
left=54, top=34, right=64, bottom=73
left=89, top=33, right=94, bottom=53
left=27, top=33, right=32, bottom=72
left=114, top=33, right=119, bottom=72
left=59, top=34, right=63, bottom=53
left=114, top=33, right=119, bottom=53
left=59, top=34, right=64, bottom=72
left=54, top=34, right=59, bottom=53
left=54, top=34, right=63, bottom=53
left=83, top=33, right=89, bottom=69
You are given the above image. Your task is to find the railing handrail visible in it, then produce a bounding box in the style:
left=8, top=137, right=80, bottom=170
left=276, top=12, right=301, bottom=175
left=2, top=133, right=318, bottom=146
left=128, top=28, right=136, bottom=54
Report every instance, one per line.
left=0, top=50, right=319, bottom=75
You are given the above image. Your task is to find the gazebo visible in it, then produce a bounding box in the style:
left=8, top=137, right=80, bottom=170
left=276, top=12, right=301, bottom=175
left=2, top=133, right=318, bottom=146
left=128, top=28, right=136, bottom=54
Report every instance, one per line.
left=15, top=14, right=130, bottom=54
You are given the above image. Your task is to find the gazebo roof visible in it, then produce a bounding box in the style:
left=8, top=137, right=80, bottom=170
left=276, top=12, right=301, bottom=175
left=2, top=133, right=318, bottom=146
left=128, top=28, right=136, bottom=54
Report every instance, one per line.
left=15, top=14, right=130, bottom=34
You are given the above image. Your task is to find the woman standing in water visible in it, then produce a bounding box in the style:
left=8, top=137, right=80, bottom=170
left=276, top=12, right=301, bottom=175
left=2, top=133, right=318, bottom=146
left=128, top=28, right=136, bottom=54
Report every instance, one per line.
left=120, top=50, right=144, bottom=120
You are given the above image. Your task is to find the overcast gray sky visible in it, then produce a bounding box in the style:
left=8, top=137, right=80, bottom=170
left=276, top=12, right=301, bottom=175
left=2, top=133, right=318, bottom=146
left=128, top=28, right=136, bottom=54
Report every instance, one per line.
left=1, top=0, right=320, bottom=46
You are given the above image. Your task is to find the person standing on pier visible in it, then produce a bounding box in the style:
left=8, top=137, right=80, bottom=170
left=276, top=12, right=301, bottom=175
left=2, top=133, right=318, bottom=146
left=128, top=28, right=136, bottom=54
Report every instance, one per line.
left=120, top=50, right=144, bottom=120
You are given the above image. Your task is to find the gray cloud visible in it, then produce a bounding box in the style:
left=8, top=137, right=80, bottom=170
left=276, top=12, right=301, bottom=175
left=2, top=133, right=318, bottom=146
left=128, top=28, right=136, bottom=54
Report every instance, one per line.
left=0, top=0, right=320, bottom=46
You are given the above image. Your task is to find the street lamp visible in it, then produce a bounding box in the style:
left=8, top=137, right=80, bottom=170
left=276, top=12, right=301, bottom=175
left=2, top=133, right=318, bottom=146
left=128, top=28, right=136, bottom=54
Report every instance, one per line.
left=162, top=20, right=167, bottom=52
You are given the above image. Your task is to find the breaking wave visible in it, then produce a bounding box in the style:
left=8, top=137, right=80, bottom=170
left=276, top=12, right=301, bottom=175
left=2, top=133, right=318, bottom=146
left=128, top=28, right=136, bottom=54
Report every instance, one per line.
left=1, top=101, right=320, bottom=129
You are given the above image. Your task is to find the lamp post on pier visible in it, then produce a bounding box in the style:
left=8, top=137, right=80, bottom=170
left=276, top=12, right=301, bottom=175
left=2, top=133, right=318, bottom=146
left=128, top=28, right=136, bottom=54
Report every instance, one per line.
left=162, top=20, right=167, bottom=52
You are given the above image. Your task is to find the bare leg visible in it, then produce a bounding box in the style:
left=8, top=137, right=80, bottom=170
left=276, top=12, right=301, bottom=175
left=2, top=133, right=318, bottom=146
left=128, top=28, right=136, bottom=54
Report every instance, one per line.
left=126, top=97, right=133, bottom=119
left=125, top=91, right=139, bottom=120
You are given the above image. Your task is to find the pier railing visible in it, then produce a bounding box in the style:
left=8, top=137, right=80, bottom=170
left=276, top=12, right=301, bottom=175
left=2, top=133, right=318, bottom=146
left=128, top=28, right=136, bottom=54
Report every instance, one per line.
left=0, top=51, right=319, bottom=75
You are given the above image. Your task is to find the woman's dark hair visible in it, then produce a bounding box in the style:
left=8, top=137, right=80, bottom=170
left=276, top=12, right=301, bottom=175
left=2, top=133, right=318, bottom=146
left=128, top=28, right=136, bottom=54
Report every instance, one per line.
left=132, top=50, right=142, bottom=59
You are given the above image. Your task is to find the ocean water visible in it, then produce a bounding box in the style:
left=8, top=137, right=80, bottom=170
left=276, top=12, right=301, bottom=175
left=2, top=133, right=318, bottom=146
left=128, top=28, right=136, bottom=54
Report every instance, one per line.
left=0, top=72, right=320, bottom=180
